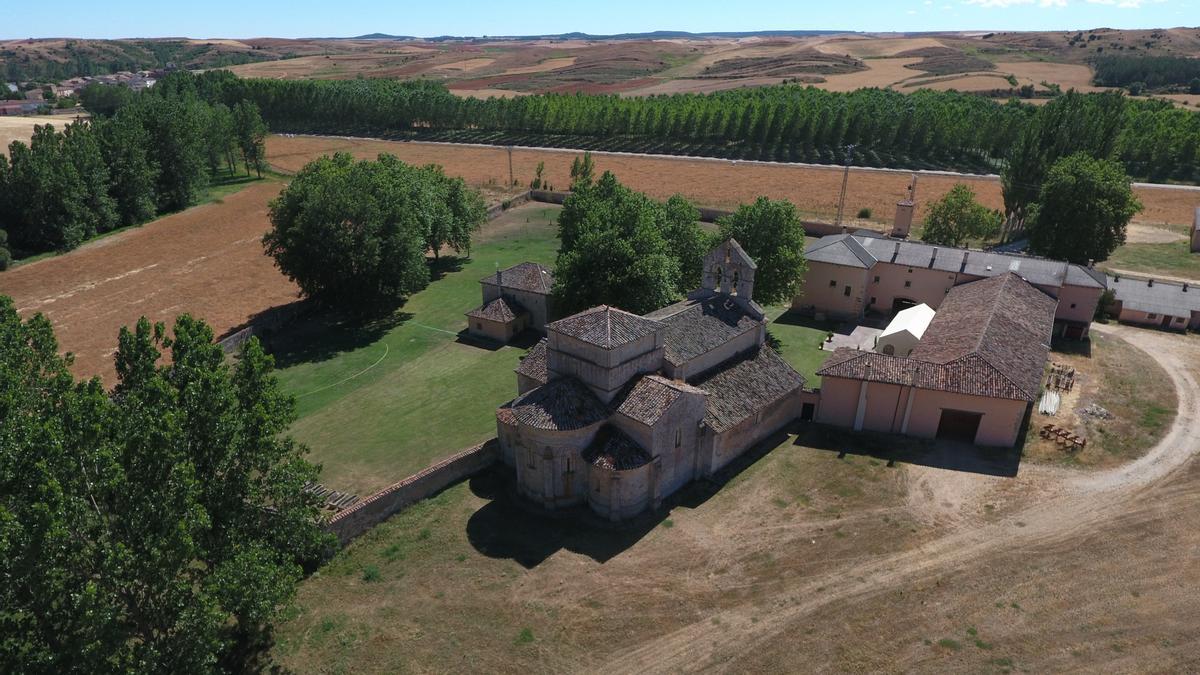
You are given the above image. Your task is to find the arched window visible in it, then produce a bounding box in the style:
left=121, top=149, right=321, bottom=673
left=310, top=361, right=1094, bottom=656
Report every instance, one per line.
left=731, top=270, right=740, bottom=295
left=675, top=428, right=682, bottom=448
left=882, top=344, right=895, bottom=356
left=715, top=266, right=724, bottom=286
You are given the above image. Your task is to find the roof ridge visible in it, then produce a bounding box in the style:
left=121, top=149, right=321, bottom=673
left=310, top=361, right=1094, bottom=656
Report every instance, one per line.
left=961, top=352, right=1035, bottom=401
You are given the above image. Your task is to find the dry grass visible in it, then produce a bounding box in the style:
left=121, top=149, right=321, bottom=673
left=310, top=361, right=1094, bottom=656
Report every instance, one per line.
left=0, top=180, right=295, bottom=384
left=0, top=116, right=50, bottom=155
left=267, top=135, right=1200, bottom=227
left=501, top=57, right=577, bottom=75
left=1023, top=333, right=1177, bottom=468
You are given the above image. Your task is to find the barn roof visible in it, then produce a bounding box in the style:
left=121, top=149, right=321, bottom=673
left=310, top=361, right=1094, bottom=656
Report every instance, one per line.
left=818, top=273, right=1056, bottom=402
left=466, top=297, right=523, bottom=323
left=1109, top=274, right=1200, bottom=318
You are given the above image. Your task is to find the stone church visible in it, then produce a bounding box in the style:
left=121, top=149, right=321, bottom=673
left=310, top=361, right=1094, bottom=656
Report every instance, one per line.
left=496, top=240, right=806, bottom=521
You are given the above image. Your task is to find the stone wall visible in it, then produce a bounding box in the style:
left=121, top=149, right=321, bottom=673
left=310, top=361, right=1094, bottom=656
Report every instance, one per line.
left=325, top=441, right=499, bottom=545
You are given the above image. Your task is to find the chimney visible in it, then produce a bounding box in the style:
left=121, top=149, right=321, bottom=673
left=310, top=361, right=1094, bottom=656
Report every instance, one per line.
left=892, top=241, right=900, bottom=262
left=1087, top=258, right=1094, bottom=268
left=1149, top=279, right=1154, bottom=287
left=1185, top=283, right=1190, bottom=292
left=496, top=269, right=502, bottom=286
left=929, top=247, right=938, bottom=269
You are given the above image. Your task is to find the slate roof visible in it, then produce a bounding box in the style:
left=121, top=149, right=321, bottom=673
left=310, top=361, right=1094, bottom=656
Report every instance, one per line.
left=466, top=297, right=523, bottom=323
left=644, top=294, right=762, bottom=366
left=1109, top=274, right=1200, bottom=317
left=583, top=427, right=652, bottom=471
left=817, top=273, right=1056, bottom=402
left=480, top=262, right=554, bottom=294
left=806, top=234, right=1107, bottom=290
left=515, top=339, right=549, bottom=385
left=496, top=377, right=608, bottom=431
left=692, top=347, right=806, bottom=432
left=612, top=374, right=705, bottom=427
left=548, top=305, right=662, bottom=349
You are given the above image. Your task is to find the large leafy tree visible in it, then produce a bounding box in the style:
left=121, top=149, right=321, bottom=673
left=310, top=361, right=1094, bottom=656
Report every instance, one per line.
left=553, top=171, right=707, bottom=315
left=96, top=108, right=160, bottom=226
left=265, top=152, right=482, bottom=308
left=232, top=100, right=268, bottom=178
left=716, top=197, right=808, bottom=306
left=1027, top=153, right=1142, bottom=264
left=0, top=298, right=329, bottom=671
left=920, top=183, right=1002, bottom=248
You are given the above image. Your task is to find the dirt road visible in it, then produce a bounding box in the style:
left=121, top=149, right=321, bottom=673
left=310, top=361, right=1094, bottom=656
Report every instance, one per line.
left=598, top=324, right=1200, bottom=672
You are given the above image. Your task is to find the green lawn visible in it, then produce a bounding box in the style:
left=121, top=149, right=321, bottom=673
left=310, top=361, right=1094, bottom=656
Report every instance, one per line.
left=766, top=308, right=834, bottom=387
left=1100, top=240, right=1200, bottom=280
left=276, top=204, right=563, bottom=495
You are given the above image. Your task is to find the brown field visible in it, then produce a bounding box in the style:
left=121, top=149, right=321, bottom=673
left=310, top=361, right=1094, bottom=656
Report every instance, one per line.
left=500, top=56, right=577, bottom=75
left=0, top=116, right=57, bottom=155
left=267, top=135, right=1200, bottom=227
left=815, top=35, right=946, bottom=58
left=0, top=180, right=297, bottom=384
left=993, top=60, right=1101, bottom=92
left=274, top=323, right=1200, bottom=673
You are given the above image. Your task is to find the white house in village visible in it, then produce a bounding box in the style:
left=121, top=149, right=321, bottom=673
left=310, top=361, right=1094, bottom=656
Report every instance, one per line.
left=875, top=303, right=935, bottom=357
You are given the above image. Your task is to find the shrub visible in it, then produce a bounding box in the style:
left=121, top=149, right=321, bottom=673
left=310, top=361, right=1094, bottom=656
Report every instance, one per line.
left=856, top=207, right=872, bottom=219
left=514, top=628, right=535, bottom=645
left=362, top=565, right=381, bottom=582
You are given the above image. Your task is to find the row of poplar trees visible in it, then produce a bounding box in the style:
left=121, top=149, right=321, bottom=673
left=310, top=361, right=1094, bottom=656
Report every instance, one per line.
left=0, top=75, right=268, bottom=266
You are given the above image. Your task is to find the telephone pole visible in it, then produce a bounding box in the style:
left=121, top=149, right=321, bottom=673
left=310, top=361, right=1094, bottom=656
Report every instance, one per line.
left=507, top=146, right=514, bottom=186
left=834, top=144, right=857, bottom=228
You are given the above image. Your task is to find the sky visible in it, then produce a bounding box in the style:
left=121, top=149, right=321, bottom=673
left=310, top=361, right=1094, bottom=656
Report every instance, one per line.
left=0, top=0, right=1195, bottom=40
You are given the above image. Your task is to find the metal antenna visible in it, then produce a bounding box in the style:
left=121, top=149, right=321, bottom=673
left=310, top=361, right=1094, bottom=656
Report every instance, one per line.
left=835, top=144, right=857, bottom=228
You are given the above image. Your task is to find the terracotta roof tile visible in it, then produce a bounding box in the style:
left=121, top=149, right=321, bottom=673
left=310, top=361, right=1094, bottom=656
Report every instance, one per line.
left=466, top=297, right=522, bottom=323
left=612, top=374, right=705, bottom=427
left=548, top=305, right=662, bottom=349
left=480, top=262, right=554, bottom=294
left=645, top=294, right=762, bottom=366
left=515, top=339, right=549, bottom=385
left=583, top=427, right=652, bottom=471
left=497, top=377, right=608, bottom=431
left=693, top=347, right=806, bottom=432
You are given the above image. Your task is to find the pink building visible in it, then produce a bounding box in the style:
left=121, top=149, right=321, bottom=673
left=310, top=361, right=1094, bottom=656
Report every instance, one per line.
left=1108, top=274, right=1200, bottom=331
left=796, top=233, right=1105, bottom=339
left=814, top=273, right=1056, bottom=448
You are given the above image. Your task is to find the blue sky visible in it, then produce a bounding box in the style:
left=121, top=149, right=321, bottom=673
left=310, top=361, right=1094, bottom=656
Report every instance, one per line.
left=0, top=0, right=1194, bottom=40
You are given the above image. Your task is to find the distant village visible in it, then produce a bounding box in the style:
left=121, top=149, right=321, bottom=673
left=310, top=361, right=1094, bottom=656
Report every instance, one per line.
left=1, top=68, right=165, bottom=116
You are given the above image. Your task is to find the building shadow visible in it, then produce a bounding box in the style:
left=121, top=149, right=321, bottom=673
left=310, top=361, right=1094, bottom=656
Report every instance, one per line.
left=464, top=467, right=661, bottom=568
left=1051, top=335, right=1093, bottom=357
left=799, top=424, right=1022, bottom=478
left=454, top=328, right=541, bottom=352
left=772, top=311, right=836, bottom=332
left=266, top=307, right=412, bottom=369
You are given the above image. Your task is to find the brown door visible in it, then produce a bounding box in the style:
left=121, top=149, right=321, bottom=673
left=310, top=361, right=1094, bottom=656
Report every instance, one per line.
left=1161, top=315, right=1174, bottom=328
left=936, top=409, right=982, bottom=444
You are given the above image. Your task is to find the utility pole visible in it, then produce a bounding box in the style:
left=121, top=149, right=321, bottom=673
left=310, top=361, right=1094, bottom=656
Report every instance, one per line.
left=507, top=146, right=514, bottom=186
left=834, top=144, right=857, bottom=228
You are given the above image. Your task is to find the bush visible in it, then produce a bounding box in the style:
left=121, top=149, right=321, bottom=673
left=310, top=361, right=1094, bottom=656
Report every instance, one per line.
left=362, top=565, right=381, bottom=582
left=856, top=207, right=872, bottom=219
left=514, top=628, right=535, bottom=645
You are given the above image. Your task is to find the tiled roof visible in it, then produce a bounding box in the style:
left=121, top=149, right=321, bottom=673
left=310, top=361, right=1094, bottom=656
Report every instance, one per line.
left=645, top=294, right=762, bottom=366
left=1109, top=274, right=1200, bottom=317
left=807, top=233, right=1100, bottom=290
left=496, top=377, right=608, bottom=431
left=515, top=339, right=549, bottom=385
left=818, top=273, right=1056, bottom=402
left=548, top=305, right=662, bottom=349
left=613, top=374, right=705, bottom=427
left=466, top=297, right=522, bottom=323
left=480, top=262, right=554, bottom=294
left=583, top=427, right=652, bottom=471
left=693, top=347, right=806, bottom=432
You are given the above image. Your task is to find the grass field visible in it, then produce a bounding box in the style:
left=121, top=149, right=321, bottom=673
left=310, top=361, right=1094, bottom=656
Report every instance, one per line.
left=1100, top=241, right=1200, bottom=282
left=276, top=205, right=563, bottom=495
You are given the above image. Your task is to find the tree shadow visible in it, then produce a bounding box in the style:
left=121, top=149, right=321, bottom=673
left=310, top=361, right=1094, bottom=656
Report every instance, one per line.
left=1052, top=335, right=1093, bottom=357
left=428, top=254, right=466, bottom=282
left=798, top=424, right=1022, bottom=478
left=772, top=311, right=837, bottom=332
left=265, top=305, right=413, bottom=370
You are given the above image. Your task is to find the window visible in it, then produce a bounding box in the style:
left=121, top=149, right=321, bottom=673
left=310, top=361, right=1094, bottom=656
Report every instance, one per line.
left=526, top=450, right=537, bottom=470
left=904, top=280, right=912, bottom=288
left=829, top=279, right=837, bottom=288
left=873, top=275, right=880, bottom=283
left=882, top=344, right=895, bottom=355
left=1148, top=313, right=1158, bottom=319
left=843, top=286, right=852, bottom=297
left=1176, top=317, right=1185, bottom=323
left=907, top=268, right=913, bottom=273
left=675, top=428, right=682, bottom=448
left=476, top=322, right=482, bottom=330
left=1070, top=303, right=1077, bottom=309
left=870, top=297, right=877, bottom=305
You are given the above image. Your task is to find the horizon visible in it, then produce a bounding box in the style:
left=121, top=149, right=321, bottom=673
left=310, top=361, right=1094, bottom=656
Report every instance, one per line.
left=1, top=0, right=1197, bottom=41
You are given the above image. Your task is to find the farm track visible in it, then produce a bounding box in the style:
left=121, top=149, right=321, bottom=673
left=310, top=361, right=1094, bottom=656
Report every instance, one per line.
left=595, top=323, right=1200, bottom=673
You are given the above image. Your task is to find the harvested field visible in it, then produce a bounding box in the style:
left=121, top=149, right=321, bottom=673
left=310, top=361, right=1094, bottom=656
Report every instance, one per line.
left=267, top=135, right=1200, bottom=228
left=817, top=57, right=924, bottom=91
left=700, top=51, right=863, bottom=78
left=0, top=180, right=296, bottom=384
left=448, top=87, right=529, bottom=99
left=500, top=56, right=577, bottom=75
left=0, top=116, right=48, bottom=155
left=814, top=36, right=947, bottom=58
left=622, top=76, right=790, bottom=96
left=898, top=47, right=995, bottom=76
left=433, top=57, right=496, bottom=72
left=903, top=73, right=1017, bottom=92
left=994, top=60, right=1100, bottom=92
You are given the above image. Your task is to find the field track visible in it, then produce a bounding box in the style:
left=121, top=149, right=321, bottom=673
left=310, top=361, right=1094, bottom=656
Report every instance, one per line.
left=268, top=135, right=1200, bottom=227
left=0, top=181, right=297, bottom=384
